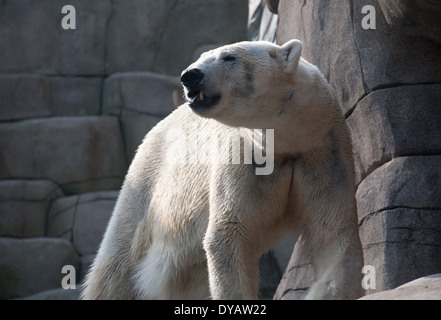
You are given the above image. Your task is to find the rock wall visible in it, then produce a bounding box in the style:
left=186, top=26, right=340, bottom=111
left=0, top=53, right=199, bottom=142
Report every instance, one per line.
left=274, top=0, right=441, bottom=299
left=0, top=0, right=248, bottom=300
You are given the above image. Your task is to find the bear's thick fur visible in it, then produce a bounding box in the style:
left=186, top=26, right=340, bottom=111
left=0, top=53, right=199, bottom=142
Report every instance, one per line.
left=82, top=40, right=364, bottom=300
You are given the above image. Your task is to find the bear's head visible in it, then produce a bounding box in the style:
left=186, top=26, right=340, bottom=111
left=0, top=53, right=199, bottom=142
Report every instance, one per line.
left=181, top=40, right=308, bottom=129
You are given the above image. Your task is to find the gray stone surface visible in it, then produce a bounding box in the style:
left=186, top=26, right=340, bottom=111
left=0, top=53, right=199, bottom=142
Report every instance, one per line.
left=0, top=117, right=126, bottom=194
left=276, top=0, right=441, bottom=117
left=50, top=77, right=102, bottom=116
left=120, top=114, right=163, bottom=163
left=0, top=0, right=110, bottom=75
left=378, top=0, right=441, bottom=44
left=348, top=84, right=441, bottom=182
left=103, top=72, right=181, bottom=118
left=19, top=287, right=80, bottom=300
left=274, top=239, right=314, bottom=300
left=79, top=254, right=95, bottom=283
left=106, top=0, right=248, bottom=75
left=103, top=72, right=182, bottom=161
left=0, top=75, right=51, bottom=121
left=0, top=238, right=79, bottom=300
left=0, top=75, right=102, bottom=121
left=357, top=156, right=441, bottom=293
left=357, top=156, right=441, bottom=223
left=48, top=191, right=118, bottom=255
left=361, top=208, right=441, bottom=294
left=360, top=274, right=441, bottom=300
left=0, top=180, right=63, bottom=238
left=47, top=195, right=78, bottom=241
left=72, top=192, right=118, bottom=255
left=275, top=0, right=441, bottom=299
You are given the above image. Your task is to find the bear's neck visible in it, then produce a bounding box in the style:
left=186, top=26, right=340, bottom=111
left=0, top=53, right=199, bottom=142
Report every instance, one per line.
left=271, top=63, right=343, bottom=156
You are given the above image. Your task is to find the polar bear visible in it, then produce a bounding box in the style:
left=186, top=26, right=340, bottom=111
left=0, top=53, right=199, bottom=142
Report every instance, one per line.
left=82, top=40, right=364, bottom=300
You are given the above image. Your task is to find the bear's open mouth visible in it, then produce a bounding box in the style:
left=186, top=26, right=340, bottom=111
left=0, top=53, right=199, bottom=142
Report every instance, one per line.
left=186, top=90, right=221, bottom=110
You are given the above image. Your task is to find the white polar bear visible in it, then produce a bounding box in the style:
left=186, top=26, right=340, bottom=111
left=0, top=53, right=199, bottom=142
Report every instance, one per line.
left=82, top=40, right=364, bottom=300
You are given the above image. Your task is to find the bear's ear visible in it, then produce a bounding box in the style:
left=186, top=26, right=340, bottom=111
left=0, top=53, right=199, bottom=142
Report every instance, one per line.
left=278, top=39, right=302, bottom=71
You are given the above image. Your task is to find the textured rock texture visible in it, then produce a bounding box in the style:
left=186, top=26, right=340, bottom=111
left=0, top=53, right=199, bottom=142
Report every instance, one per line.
left=274, top=0, right=441, bottom=299
left=0, top=117, right=126, bottom=194
left=360, top=274, right=441, bottom=300
left=0, top=238, right=79, bottom=299
left=0, top=180, right=63, bottom=238
left=0, top=0, right=249, bottom=300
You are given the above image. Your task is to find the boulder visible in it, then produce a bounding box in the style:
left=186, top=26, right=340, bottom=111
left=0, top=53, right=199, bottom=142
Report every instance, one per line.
left=0, top=75, right=102, bottom=121
left=360, top=274, right=441, bottom=300
left=0, top=238, right=79, bottom=299
left=50, top=77, right=102, bottom=117
left=357, top=156, right=441, bottom=293
left=273, top=239, right=314, bottom=300
left=0, top=117, right=126, bottom=194
left=275, top=0, right=441, bottom=298
left=106, top=0, right=249, bottom=75
left=72, top=192, right=118, bottom=256
left=347, top=84, right=441, bottom=182
left=120, top=114, right=163, bottom=163
left=276, top=0, right=441, bottom=116
left=0, top=75, right=51, bottom=121
left=0, top=0, right=110, bottom=75
left=0, top=180, right=63, bottom=238
left=378, top=0, right=441, bottom=44
left=48, top=191, right=118, bottom=255
left=103, top=72, right=182, bottom=161
left=47, top=194, right=78, bottom=241
left=103, top=72, right=181, bottom=118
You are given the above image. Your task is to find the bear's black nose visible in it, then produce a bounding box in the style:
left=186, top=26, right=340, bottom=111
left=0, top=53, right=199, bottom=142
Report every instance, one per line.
left=181, top=68, right=204, bottom=88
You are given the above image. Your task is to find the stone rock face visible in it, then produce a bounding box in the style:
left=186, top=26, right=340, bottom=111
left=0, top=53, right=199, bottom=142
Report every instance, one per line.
left=360, top=274, right=441, bottom=300
left=0, top=75, right=51, bottom=121
left=274, top=240, right=313, bottom=300
left=48, top=191, right=118, bottom=255
left=0, top=180, right=63, bottom=238
left=106, top=0, right=248, bottom=75
left=0, top=117, right=126, bottom=194
left=347, top=85, right=441, bottom=182
left=103, top=72, right=182, bottom=161
left=378, top=0, right=441, bottom=44
left=0, top=75, right=102, bottom=121
left=275, top=0, right=441, bottom=298
left=72, top=192, right=118, bottom=256
left=0, top=238, right=79, bottom=300
left=0, top=0, right=110, bottom=75
left=357, top=156, right=441, bottom=293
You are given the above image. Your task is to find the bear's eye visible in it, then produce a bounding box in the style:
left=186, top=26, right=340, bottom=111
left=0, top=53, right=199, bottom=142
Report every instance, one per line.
left=222, top=55, right=236, bottom=62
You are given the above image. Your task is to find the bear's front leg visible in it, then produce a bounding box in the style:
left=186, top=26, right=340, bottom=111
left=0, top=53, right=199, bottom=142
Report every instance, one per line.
left=203, top=214, right=260, bottom=300
left=296, top=149, right=364, bottom=300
